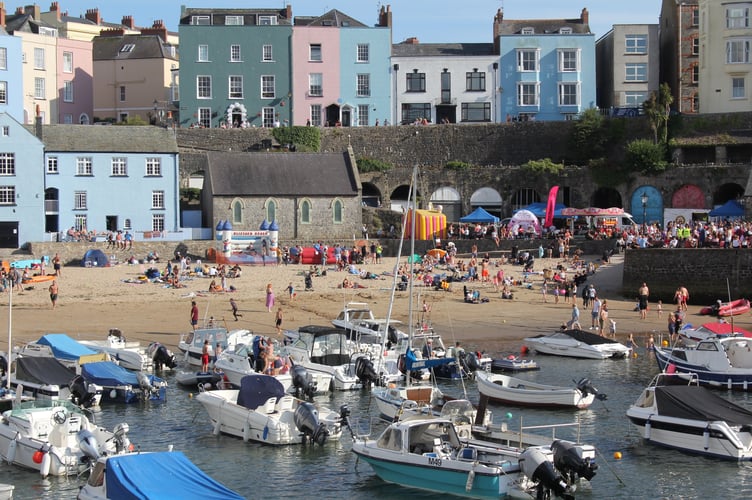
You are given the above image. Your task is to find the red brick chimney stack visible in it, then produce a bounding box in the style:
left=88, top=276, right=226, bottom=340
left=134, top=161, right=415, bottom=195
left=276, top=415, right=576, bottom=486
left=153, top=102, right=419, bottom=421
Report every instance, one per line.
left=404, top=37, right=419, bottom=45
left=24, top=4, right=41, bottom=20
left=121, top=15, right=135, bottom=29
left=98, top=27, right=125, bottom=37
left=493, top=8, right=504, bottom=55
left=378, top=5, right=392, bottom=28
left=581, top=8, right=589, bottom=26
left=49, top=1, right=61, bottom=21
left=285, top=4, right=291, bottom=21
left=141, top=19, right=167, bottom=42
left=85, top=7, right=100, bottom=25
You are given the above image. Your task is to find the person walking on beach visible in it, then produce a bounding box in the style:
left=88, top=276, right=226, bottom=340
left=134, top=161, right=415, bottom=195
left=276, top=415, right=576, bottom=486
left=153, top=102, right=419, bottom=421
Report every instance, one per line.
left=638, top=282, right=649, bottom=320
left=266, top=283, right=275, bottom=312
left=230, top=298, right=242, bottom=321
left=275, top=307, right=283, bottom=335
left=52, top=253, right=61, bottom=277
left=190, top=300, right=199, bottom=330
left=567, top=303, right=581, bottom=330
left=48, top=280, right=58, bottom=309
left=285, top=282, right=295, bottom=302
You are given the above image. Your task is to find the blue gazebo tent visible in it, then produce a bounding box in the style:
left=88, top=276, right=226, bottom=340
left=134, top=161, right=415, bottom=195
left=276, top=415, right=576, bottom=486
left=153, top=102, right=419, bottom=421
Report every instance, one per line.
left=523, top=202, right=568, bottom=218
left=709, top=199, right=744, bottom=218
left=459, top=207, right=499, bottom=224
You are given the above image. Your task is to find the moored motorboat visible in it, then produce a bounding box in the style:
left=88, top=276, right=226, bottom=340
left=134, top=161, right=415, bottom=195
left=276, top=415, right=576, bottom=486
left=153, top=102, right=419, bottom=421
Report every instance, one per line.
left=16, top=334, right=108, bottom=370
left=475, top=371, right=604, bottom=409
left=627, top=373, right=752, bottom=460
left=175, top=370, right=224, bottom=390
left=700, top=298, right=751, bottom=317
left=491, top=355, right=540, bottom=372
left=679, top=322, right=752, bottom=342
left=79, top=361, right=167, bottom=403
left=10, top=356, right=101, bottom=407
left=523, top=329, right=629, bottom=359
left=79, top=329, right=153, bottom=371
left=178, top=327, right=253, bottom=368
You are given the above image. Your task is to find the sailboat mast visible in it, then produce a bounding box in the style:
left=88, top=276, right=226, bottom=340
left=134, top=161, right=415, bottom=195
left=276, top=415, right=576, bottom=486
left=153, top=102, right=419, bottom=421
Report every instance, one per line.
left=406, top=165, right=418, bottom=383
left=6, top=283, right=11, bottom=390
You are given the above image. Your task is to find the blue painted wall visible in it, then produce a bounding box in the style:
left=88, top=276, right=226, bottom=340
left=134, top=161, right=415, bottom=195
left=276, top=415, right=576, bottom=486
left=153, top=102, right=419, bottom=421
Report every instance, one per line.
left=0, top=34, right=24, bottom=123
left=339, top=27, right=391, bottom=126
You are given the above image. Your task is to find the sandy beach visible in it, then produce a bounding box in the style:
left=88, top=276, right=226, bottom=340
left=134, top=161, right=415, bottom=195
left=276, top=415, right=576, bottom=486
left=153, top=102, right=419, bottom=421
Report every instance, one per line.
left=1, top=251, right=749, bottom=357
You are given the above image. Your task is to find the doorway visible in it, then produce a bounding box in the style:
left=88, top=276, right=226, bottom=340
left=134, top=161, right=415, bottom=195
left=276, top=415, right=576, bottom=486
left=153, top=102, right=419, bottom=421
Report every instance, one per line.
left=106, top=216, right=119, bottom=232
left=326, top=104, right=340, bottom=127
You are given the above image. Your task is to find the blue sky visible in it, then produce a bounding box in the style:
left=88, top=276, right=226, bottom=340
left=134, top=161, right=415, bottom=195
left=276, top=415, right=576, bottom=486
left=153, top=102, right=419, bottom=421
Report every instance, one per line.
left=53, top=0, right=661, bottom=42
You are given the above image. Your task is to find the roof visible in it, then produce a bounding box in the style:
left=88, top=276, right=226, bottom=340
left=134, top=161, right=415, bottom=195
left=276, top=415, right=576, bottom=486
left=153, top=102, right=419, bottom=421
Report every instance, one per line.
left=392, top=43, right=495, bottom=57
left=93, top=34, right=178, bottom=61
left=206, top=151, right=359, bottom=197
left=295, top=9, right=367, bottom=28
left=4, top=13, right=58, bottom=34
left=29, top=125, right=179, bottom=154
left=180, top=8, right=292, bottom=26
left=498, top=18, right=590, bottom=35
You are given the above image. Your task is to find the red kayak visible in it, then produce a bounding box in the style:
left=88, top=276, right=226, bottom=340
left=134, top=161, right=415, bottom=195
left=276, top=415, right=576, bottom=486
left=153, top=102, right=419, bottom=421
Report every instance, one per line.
left=699, top=298, right=751, bottom=317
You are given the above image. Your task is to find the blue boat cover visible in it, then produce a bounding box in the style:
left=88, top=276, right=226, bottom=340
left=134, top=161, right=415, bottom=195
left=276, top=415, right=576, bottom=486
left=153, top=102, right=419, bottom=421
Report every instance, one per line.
left=104, top=451, right=244, bottom=500
left=81, top=361, right=162, bottom=387
left=36, top=333, right=98, bottom=360
left=237, top=374, right=286, bottom=410
left=405, top=346, right=454, bottom=371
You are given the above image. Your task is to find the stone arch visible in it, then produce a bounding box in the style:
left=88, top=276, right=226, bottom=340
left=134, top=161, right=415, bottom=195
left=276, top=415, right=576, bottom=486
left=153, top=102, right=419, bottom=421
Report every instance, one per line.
left=591, top=187, right=623, bottom=209
left=713, top=183, right=744, bottom=205
left=471, top=187, right=503, bottom=217
left=362, top=182, right=382, bottom=208
left=225, top=102, right=248, bottom=127
left=79, top=113, right=90, bottom=125
left=671, top=184, right=705, bottom=208
left=509, top=188, right=539, bottom=213
left=390, top=184, right=420, bottom=212
left=631, top=186, right=663, bottom=226
left=430, top=186, right=461, bottom=221
left=231, top=198, right=245, bottom=225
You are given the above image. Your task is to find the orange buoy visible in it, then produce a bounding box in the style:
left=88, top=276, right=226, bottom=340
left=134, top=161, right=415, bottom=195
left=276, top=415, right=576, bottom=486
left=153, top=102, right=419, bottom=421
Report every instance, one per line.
left=613, top=451, right=623, bottom=459
left=520, top=345, right=529, bottom=355
left=32, top=450, right=44, bottom=464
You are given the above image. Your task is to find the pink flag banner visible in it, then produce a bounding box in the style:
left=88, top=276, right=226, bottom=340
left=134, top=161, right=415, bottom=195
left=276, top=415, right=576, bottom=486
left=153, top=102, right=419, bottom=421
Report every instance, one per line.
left=544, top=185, right=559, bottom=228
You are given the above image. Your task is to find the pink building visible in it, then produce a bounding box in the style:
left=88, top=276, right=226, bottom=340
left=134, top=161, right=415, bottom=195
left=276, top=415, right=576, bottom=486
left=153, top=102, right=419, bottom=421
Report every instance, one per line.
left=56, top=37, right=93, bottom=124
left=292, top=25, right=341, bottom=126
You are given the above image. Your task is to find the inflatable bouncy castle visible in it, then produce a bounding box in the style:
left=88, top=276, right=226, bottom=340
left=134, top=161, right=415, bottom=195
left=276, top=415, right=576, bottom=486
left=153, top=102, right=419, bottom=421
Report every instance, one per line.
left=404, top=209, right=447, bottom=241
left=215, top=220, right=278, bottom=266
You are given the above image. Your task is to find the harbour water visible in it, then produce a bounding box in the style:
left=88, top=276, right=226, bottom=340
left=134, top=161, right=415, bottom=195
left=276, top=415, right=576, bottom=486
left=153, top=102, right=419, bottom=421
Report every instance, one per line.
left=4, top=351, right=752, bottom=499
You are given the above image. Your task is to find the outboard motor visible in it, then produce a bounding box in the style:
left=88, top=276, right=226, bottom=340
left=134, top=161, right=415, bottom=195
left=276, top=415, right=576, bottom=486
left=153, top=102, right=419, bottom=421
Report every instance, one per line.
left=137, top=371, right=156, bottom=398
left=519, top=447, right=570, bottom=500
left=462, top=351, right=480, bottom=374
left=69, top=375, right=98, bottom=408
left=293, top=402, right=329, bottom=445
left=150, top=343, right=177, bottom=370
left=551, top=440, right=598, bottom=483
left=112, top=423, right=132, bottom=454
left=291, top=365, right=316, bottom=400
left=77, top=429, right=100, bottom=461
left=576, top=377, right=607, bottom=401
left=354, top=357, right=378, bottom=388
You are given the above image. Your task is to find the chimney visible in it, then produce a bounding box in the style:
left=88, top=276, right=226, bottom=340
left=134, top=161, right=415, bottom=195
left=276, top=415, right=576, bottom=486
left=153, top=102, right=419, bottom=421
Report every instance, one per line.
left=98, top=27, right=125, bottom=37
left=121, top=15, right=135, bottom=29
left=0, top=3, right=5, bottom=28
left=404, top=37, right=419, bottom=45
left=35, top=105, right=43, bottom=140
left=85, top=8, right=100, bottom=25
left=378, top=4, right=392, bottom=28
left=141, top=19, right=167, bottom=42
left=493, top=8, right=504, bottom=55
left=49, top=1, right=60, bottom=21
left=15, top=6, right=22, bottom=15
left=24, top=4, right=41, bottom=20
left=285, top=4, right=292, bottom=20
left=580, top=7, right=589, bottom=26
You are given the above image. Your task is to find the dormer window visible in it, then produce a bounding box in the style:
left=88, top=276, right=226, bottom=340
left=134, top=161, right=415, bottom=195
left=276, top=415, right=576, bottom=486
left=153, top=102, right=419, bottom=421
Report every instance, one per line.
left=225, top=15, right=243, bottom=26
left=258, top=15, right=277, bottom=25
left=120, top=44, right=135, bottom=53
left=521, top=27, right=534, bottom=35
left=191, top=15, right=210, bottom=25
left=560, top=27, right=572, bottom=34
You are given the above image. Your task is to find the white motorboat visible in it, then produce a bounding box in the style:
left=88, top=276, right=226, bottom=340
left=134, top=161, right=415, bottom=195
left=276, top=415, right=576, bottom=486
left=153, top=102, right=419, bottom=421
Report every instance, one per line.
left=196, top=374, right=348, bottom=445
left=475, top=371, right=604, bottom=409
left=79, top=329, right=153, bottom=371
left=627, top=373, right=752, bottom=460
left=178, top=327, right=253, bottom=368
left=332, top=301, right=408, bottom=344
left=10, top=356, right=102, bottom=407
left=79, top=451, right=243, bottom=500
left=0, top=399, right=132, bottom=477
left=491, top=355, right=540, bottom=372
left=523, top=328, right=629, bottom=359
left=679, top=322, right=752, bottom=343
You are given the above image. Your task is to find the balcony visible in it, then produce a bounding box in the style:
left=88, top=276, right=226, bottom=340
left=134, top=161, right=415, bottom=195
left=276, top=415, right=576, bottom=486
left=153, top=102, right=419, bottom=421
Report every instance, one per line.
left=44, top=199, right=59, bottom=214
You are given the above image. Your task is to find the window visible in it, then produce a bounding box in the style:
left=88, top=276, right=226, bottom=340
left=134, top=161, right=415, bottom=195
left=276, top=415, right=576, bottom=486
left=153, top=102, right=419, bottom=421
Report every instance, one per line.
left=152, top=214, right=165, bottom=232
left=301, top=200, right=311, bottom=224
left=517, top=83, right=539, bottom=106
left=119, top=85, right=126, bottom=102
left=34, top=77, right=45, bottom=99
left=34, top=48, right=45, bottom=69
left=119, top=44, right=135, bottom=53
left=111, top=157, right=127, bottom=176
left=625, top=34, right=647, bottom=54
left=559, top=27, right=572, bottom=34
left=229, top=76, right=243, bottom=98
left=146, top=158, right=161, bottom=176
left=466, top=71, right=486, bottom=91
left=310, top=104, right=322, bottom=126
left=0, top=47, right=6, bottom=70
left=357, top=43, right=369, bottom=63
left=558, top=49, right=578, bottom=72
left=357, top=74, right=370, bottom=97
left=77, top=157, right=93, bottom=176
left=727, top=7, right=750, bottom=28
left=401, top=103, right=431, bottom=124
left=225, top=15, right=244, bottom=25
left=0, top=82, right=6, bottom=104
left=625, top=63, right=648, bottom=81
left=63, top=51, right=73, bottom=73
left=197, top=76, right=212, bottom=98
left=558, top=82, right=579, bottom=106
left=192, top=15, right=210, bottom=25
left=692, top=64, right=699, bottom=84
left=232, top=200, right=243, bottom=224
left=230, top=44, right=241, bottom=62
left=152, top=190, right=165, bottom=209
left=727, top=40, right=751, bottom=63
left=692, top=7, right=699, bottom=26
left=47, top=156, right=58, bottom=174
left=63, top=81, right=73, bottom=102
left=692, top=93, right=699, bottom=112
left=624, top=92, right=647, bottom=106
left=0, top=126, right=7, bottom=136
left=521, top=27, right=534, bottom=35
left=309, top=44, right=322, bottom=62
left=406, top=72, right=426, bottom=92
left=333, top=199, right=343, bottom=223
left=0, top=186, right=15, bottom=204
left=733, top=77, right=746, bottom=98
left=692, top=37, right=699, bottom=56
left=198, top=107, right=211, bottom=128
left=265, top=199, right=277, bottom=222
left=358, top=104, right=369, bottom=126
left=123, top=218, right=132, bottom=231
left=517, top=49, right=539, bottom=71
left=262, top=107, right=275, bottom=128
left=261, top=75, right=275, bottom=98
left=63, top=114, right=73, bottom=124
left=441, top=71, right=451, bottom=104
left=309, top=73, right=323, bottom=96
left=262, top=44, right=273, bottom=61
left=198, top=44, right=209, bottom=62
left=0, top=153, right=14, bottom=175
left=258, top=15, right=277, bottom=25
left=74, top=191, right=87, bottom=210
left=461, top=102, right=491, bottom=122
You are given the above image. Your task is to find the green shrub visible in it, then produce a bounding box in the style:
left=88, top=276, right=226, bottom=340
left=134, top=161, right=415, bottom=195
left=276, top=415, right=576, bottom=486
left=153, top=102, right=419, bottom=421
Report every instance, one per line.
left=445, top=160, right=472, bottom=171
left=272, top=126, right=320, bottom=152
left=571, top=108, right=608, bottom=162
left=520, top=158, right=564, bottom=174
left=624, top=139, right=669, bottom=173
left=357, top=157, right=393, bottom=173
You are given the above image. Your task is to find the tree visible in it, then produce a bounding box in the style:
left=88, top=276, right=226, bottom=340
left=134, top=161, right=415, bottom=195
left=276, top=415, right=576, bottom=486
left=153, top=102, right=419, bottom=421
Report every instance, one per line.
left=643, top=83, right=674, bottom=145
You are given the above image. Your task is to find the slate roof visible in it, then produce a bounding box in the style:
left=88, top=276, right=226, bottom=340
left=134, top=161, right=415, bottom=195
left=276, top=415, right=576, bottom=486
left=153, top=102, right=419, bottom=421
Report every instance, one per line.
left=93, top=34, right=178, bottom=61
left=4, top=14, right=57, bottom=34
left=206, top=152, right=359, bottom=197
left=498, top=18, right=590, bottom=35
left=180, top=8, right=292, bottom=26
left=392, top=43, right=495, bottom=57
left=295, top=9, right=367, bottom=28
left=28, top=125, right=179, bottom=154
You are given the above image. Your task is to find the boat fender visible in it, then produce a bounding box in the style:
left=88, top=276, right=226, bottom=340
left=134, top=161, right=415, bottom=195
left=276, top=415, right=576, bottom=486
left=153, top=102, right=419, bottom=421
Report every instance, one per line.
left=645, top=418, right=651, bottom=440
left=40, top=450, right=51, bottom=478
left=465, top=468, right=475, bottom=492
left=728, top=379, right=733, bottom=390
left=212, top=418, right=222, bottom=436
left=703, top=426, right=710, bottom=451
left=242, top=421, right=250, bottom=442
left=263, top=425, right=269, bottom=441
left=6, top=435, right=16, bottom=464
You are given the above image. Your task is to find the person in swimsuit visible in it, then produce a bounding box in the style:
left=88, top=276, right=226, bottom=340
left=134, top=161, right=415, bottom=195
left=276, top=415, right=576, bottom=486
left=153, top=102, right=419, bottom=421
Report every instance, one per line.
left=48, top=280, right=58, bottom=309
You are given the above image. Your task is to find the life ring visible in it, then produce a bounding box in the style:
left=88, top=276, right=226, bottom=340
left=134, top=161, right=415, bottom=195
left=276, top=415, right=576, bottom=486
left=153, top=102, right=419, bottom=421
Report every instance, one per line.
left=458, top=428, right=470, bottom=439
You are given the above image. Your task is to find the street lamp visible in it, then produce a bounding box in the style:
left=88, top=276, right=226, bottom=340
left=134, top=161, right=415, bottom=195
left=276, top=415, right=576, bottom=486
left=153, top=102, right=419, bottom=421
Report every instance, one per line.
left=641, top=192, right=648, bottom=234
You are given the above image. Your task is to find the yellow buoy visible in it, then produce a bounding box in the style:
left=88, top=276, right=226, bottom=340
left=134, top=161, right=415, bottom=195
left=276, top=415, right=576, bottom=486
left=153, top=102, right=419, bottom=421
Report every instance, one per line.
left=662, top=340, right=669, bottom=347
left=613, top=451, right=622, bottom=460
left=189, top=393, right=193, bottom=399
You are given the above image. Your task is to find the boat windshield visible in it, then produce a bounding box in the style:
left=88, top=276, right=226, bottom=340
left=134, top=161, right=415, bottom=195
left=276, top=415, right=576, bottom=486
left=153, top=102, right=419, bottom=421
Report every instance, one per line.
left=9, top=399, right=80, bottom=416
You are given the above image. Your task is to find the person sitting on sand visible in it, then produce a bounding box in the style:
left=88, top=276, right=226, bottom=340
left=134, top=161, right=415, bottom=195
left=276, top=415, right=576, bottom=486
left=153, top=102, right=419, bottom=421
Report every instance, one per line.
left=342, top=277, right=353, bottom=289
left=209, top=279, right=223, bottom=292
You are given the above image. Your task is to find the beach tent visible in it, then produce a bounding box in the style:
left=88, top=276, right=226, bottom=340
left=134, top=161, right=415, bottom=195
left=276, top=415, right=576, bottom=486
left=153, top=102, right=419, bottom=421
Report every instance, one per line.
left=709, top=199, right=744, bottom=218
left=508, top=209, right=542, bottom=235
left=81, top=249, right=110, bottom=267
left=459, top=207, right=499, bottom=224
left=523, top=202, right=568, bottom=219
left=405, top=209, right=447, bottom=241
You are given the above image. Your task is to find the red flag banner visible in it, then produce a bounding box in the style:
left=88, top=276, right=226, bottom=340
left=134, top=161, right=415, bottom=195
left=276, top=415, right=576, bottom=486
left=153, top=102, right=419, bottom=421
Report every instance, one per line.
left=544, top=185, right=559, bottom=228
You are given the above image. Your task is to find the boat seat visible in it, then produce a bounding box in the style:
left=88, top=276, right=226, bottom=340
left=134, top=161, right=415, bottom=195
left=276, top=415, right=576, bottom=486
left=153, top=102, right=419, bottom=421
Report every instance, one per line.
left=263, top=397, right=277, bottom=414
left=277, top=395, right=294, bottom=411
left=458, top=447, right=478, bottom=462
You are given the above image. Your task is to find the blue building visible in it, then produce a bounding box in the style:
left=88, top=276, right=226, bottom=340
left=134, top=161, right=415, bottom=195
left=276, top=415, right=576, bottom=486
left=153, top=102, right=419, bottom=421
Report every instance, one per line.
left=0, top=113, right=44, bottom=247
left=41, top=126, right=179, bottom=239
left=495, top=8, right=596, bottom=121
left=0, top=30, right=23, bottom=122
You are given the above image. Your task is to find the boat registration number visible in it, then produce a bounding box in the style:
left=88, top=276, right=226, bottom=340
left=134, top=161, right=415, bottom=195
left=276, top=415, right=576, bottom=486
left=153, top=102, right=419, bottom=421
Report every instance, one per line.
left=428, top=457, right=442, bottom=466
